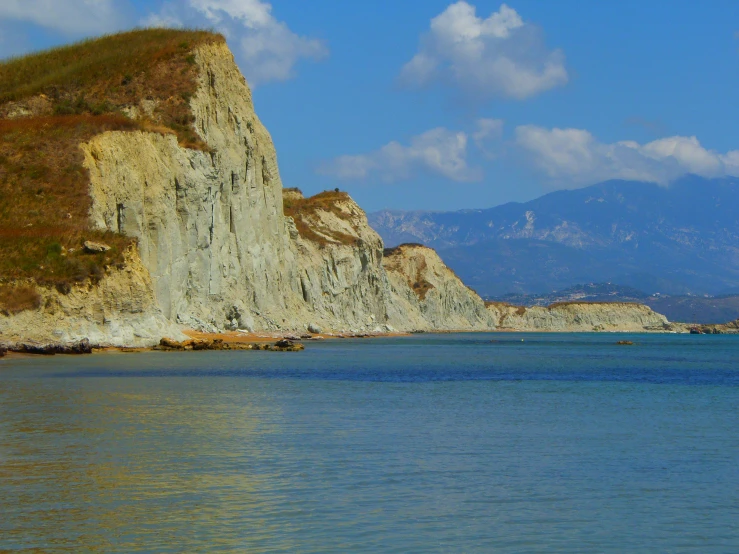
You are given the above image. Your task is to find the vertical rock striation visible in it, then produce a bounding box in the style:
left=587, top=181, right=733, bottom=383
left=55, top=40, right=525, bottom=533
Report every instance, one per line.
left=0, top=248, right=182, bottom=346
left=284, top=190, right=393, bottom=333
left=383, top=244, right=495, bottom=330
left=84, top=41, right=303, bottom=333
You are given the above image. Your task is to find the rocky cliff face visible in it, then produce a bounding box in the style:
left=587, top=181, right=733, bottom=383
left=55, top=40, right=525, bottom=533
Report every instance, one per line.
left=383, top=244, right=495, bottom=330
left=81, top=41, right=498, bottom=338
left=83, top=41, right=302, bottom=334
left=0, top=248, right=182, bottom=346
left=486, top=302, right=669, bottom=332
left=284, top=190, right=393, bottom=333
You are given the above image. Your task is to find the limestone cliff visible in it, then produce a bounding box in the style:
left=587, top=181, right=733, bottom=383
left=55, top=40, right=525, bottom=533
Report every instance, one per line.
left=0, top=248, right=182, bottom=346
left=83, top=41, right=303, bottom=334
left=383, top=244, right=495, bottom=330
left=486, top=302, right=669, bottom=332
left=81, top=42, right=406, bottom=337
left=283, top=189, right=393, bottom=333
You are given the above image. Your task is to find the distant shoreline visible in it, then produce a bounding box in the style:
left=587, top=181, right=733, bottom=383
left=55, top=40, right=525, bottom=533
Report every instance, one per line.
left=3, top=327, right=727, bottom=362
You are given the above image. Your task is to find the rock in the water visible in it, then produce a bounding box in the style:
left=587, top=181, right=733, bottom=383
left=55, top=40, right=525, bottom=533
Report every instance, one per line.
left=308, top=323, right=322, bottom=334
left=272, top=339, right=304, bottom=351
left=83, top=240, right=111, bottom=253
left=154, top=337, right=304, bottom=352
left=159, top=337, right=183, bottom=349
left=616, top=340, right=634, bottom=345
left=69, top=339, right=93, bottom=354
left=11, top=339, right=93, bottom=355
left=0, top=346, right=6, bottom=358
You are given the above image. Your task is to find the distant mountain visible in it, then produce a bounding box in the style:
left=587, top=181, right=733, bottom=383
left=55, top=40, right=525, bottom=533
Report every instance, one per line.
left=369, top=176, right=739, bottom=296
left=489, top=283, right=739, bottom=324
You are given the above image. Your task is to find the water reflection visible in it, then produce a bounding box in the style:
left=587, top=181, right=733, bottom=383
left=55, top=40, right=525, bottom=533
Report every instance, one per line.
left=1, top=338, right=739, bottom=552
left=0, top=378, right=282, bottom=552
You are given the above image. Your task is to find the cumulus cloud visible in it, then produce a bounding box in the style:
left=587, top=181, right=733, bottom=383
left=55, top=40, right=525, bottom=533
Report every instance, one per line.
left=515, top=125, right=739, bottom=185
left=400, top=2, right=567, bottom=101
left=0, top=0, right=120, bottom=35
left=143, top=0, right=327, bottom=85
left=320, top=127, right=482, bottom=183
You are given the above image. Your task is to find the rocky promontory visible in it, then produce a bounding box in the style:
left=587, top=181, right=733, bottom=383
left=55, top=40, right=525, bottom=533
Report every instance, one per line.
left=383, top=244, right=495, bottom=330
left=486, top=302, right=670, bottom=332
left=0, top=31, right=685, bottom=349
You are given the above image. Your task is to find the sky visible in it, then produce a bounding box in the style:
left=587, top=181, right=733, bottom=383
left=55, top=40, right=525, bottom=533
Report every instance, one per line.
left=2, top=0, right=739, bottom=212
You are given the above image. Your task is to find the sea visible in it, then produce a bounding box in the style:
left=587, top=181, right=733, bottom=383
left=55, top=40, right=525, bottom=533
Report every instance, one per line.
left=1, top=333, right=738, bottom=553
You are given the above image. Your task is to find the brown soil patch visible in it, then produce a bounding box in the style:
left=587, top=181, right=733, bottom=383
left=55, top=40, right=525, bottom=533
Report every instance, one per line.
left=283, top=190, right=359, bottom=247
left=0, top=285, right=41, bottom=315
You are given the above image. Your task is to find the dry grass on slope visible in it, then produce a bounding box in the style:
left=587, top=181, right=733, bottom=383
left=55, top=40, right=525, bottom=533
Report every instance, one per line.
left=283, top=190, right=360, bottom=247
left=485, top=301, right=527, bottom=315
left=0, top=29, right=222, bottom=147
left=0, top=116, right=137, bottom=288
left=0, top=30, right=223, bottom=304
left=0, top=285, right=42, bottom=316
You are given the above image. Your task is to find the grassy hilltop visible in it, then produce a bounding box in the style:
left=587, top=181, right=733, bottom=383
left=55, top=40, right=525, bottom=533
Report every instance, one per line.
left=0, top=29, right=222, bottom=313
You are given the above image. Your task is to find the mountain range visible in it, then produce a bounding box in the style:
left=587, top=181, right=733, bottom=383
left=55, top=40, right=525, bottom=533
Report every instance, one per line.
left=369, top=176, right=739, bottom=297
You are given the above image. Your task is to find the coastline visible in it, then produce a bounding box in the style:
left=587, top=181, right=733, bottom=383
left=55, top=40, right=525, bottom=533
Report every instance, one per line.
left=0, top=326, right=712, bottom=363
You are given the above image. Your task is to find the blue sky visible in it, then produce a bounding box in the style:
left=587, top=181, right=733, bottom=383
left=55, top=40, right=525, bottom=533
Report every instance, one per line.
left=2, top=0, right=739, bottom=211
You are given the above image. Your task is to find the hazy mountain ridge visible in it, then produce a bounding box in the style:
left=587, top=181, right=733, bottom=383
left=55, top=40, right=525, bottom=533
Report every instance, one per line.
left=369, top=176, right=739, bottom=296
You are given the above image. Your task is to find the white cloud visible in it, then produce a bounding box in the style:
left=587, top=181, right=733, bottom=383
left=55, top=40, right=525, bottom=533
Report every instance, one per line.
left=515, top=125, right=739, bottom=186
left=0, top=0, right=120, bottom=35
left=400, top=2, right=567, bottom=101
left=142, top=8, right=183, bottom=29
left=473, top=118, right=504, bottom=156
left=320, top=127, right=482, bottom=183
left=144, top=0, right=328, bottom=85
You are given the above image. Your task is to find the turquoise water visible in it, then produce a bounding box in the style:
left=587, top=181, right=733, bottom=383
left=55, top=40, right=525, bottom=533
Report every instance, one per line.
left=1, top=333, right=738, bottom=552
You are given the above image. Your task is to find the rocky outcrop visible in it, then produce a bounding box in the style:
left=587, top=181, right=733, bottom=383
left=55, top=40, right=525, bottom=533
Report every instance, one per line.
left=154, top=337, right=304, bottom=351
left=486, top=302, right=669, bottom=332
left=673, top=319, right=739, bottom=334
left=383, top=244, right=495, bottom=330
left=285, top=190, right=394, bottom=333
left=8, top=339, right=94, bottom=355
left=83, top=41, right=302, bottom=334
left=0, top=248, right=182, bottom=347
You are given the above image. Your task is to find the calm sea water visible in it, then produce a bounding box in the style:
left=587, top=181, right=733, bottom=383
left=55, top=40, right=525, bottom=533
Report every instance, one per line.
left=1, top=333, right=738, bottom=553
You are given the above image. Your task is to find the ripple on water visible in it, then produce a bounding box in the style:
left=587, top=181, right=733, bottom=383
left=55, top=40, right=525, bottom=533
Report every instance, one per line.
left=1, top=333, right=738, bottom=552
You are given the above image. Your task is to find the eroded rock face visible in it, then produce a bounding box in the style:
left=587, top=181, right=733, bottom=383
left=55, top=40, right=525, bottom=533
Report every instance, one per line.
left=0, top=248, right=182, bottom=347
left=84, top=41, right=306, bottom=333
left=286, top=190, right=394, bottom=333
left=83, top=241, right=111, bottom=253
left=486, top=302, right=669, bottom=332
left=383, top=244, right=496, bottom=331
left=81, top=43, right=406, bottom=336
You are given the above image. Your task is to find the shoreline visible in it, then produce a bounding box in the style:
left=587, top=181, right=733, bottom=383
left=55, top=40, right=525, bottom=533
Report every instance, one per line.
left=182, top=329, right=412, bottom=343
left=0, top=326, right=720, bottom=362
